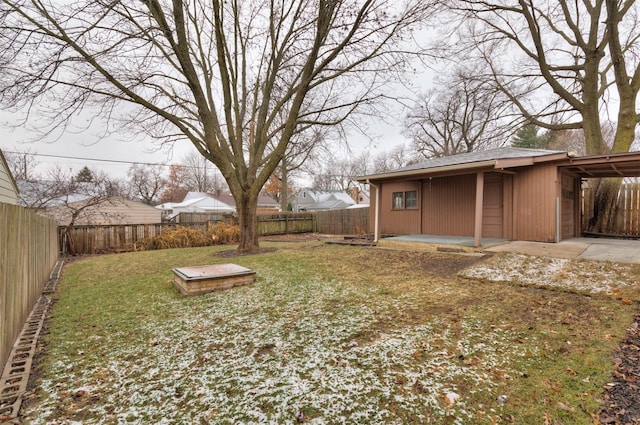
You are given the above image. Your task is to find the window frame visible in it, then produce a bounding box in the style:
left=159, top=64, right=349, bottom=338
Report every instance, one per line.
left=392, top=191, right=405, bottom=210
left=391, top=190, right=418, bottom=210
left=404, top=190, right=417, bottom=209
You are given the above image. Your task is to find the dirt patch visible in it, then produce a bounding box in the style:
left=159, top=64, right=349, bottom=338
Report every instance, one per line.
left=412, top=251, right=488, bottom=277
left=215, top=247, right=278, bottom=258
left=260, top=233, right=341, bottom=243
left=370, top=249, right=488, bottom=277
left=599, top=309, right=640, bottom=424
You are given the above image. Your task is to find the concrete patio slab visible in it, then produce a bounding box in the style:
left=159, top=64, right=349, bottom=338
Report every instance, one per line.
left=485, top=240, right=590, bottom=259
left=380, top=234, right=640, bottom=264
left=382, top=234, right=506, bottom=247
left=487, top=237, right=640, bottom=264
left=577, top=241, right=640, bottom=264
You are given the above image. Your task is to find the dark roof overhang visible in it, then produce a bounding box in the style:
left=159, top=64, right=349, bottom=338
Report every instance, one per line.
left=559, top=152, right=640, bottom=178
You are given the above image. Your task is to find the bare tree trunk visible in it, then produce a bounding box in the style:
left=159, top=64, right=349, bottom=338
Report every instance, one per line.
left=589, top=178, right=621, bottom=234
left=64, top=226, right=77, bottom=256
left=236, top=191, right=260, bottom=253
left=280, top=157, right=288, bottom=212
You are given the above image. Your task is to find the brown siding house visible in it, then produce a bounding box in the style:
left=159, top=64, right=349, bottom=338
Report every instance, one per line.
left=359, top=147, right=640, bottom=246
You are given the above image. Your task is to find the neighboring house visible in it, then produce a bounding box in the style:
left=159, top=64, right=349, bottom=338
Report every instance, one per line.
left=212, top=191, right=281, bottom=213
left=156, top=191, right=236, bottom=221
left=358, top=147, right=640, bottom=246
left=16, top=179, right=89, bottom=210
left=294, top=188, right=357, bottom=211
left=349, top=187, right=370, bottom=205
left=0, top=149, right=19, bottom=205
left=41, top=196, right=162, bottom=225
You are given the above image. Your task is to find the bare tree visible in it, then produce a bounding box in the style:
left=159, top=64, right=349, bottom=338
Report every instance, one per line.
left=180, top=151, right=224, bottom=194
left=442, top=0, right=640, bottom=232
left=311, top=150, right=371, bottom=191
left=445, top=1, right=640, bottom=155
left=404, top=67, right=517, bottom=159
left=372, top=144, right=416, bottom=173
left=17, top=167, right=121, bottom=254
left=154, top=152, right=226, bottom=203
left=17, top=179, right=68, bottom=212
left=276, top=128, right=329, bottom=210
left=127, top=163, right=166, bottom=205
left=0, top=0, right=437, bottom=252
left=3, top=149, right=40, bottom=181
left=58, top=172, right=121, bottom=255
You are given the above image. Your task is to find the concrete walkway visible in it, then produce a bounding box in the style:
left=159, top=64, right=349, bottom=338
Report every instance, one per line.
left=486, top=237, right=640, bottom=264
left=380, top=235, right=640, bottom=264
left=382, top=234, right=507, bottom=247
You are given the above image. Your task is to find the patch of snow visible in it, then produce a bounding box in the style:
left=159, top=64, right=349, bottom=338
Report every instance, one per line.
left=460, top=253, right=639, bottom=294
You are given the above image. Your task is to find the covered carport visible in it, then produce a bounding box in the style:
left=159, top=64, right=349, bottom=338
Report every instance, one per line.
left=559, top=151, right=640, bottom=238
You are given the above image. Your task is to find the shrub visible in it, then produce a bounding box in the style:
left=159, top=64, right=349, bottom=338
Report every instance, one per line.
left=136, top=223, right=240, bottom=251
left=207, top=221, right=240, bottom=245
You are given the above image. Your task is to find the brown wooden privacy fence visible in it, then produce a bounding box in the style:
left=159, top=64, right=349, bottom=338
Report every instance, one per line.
left=176, top=212, right=235, bottom=223
left=583, top=182, right=640, bottom=236
left=58, top=223, right=210, bottom=255
left=315, top=208, right=370, bottom=235
left=1, top=203, right=59, bottom=368
left=59, top=208, right=370, bottom=255
left=257, top=212, right=316, bottom=235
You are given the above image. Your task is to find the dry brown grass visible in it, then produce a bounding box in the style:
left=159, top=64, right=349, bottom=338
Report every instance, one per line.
left=21, top=241, right=637, bottom=424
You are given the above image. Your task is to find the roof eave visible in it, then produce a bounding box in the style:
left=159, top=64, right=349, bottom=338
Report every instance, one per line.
left=358, top=151, right=573, bottom=182
left=357, top=160, right=497, bottom=182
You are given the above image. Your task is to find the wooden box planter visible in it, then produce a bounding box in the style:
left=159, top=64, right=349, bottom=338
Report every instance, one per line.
left=172, top=264, right=256, bottom=295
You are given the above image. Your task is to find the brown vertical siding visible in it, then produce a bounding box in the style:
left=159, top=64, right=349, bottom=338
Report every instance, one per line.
left=560, top=174, right=579, bottom=239
left=378, top=181, right=422, bottom=234
left=513, top=165, right=558, bottom=242
left=482, top=173, right=503, bottom=238
left=370, top=162, right=570, bottom=242
left=422, top=174, right=476, bottom=236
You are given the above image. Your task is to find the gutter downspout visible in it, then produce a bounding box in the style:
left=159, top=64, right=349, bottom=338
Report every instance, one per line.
left=367, top=179, right=380, bottom=242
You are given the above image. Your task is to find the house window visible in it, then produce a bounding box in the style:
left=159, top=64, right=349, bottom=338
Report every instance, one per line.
left=405, top=191, right=417, bottom=208
left=392, top=192, right=404, bottom=209
left=392, top=190, right=417, bottom=209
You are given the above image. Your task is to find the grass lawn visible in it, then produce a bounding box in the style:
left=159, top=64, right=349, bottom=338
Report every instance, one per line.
left=21, top=240, right=639, bottom=424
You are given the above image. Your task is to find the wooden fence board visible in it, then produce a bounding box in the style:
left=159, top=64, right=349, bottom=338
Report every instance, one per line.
left=315, top=208, right=370, bottom=235
left=582, top=182, right=640, bottom=235
left=257, top=212, right=316, bottom=235
left=59, top=209, right=370, bottom=255
left=1, top=203, right=58, bottom=368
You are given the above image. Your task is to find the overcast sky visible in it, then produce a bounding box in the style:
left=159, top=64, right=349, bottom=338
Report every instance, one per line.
left=0, top=89, right=419, bottom=181
left=0, top=3, right=439, bottom=183
left=0, top=107, right=195, bottom=178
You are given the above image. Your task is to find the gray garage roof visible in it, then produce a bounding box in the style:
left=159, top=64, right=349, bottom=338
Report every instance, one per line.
left=358, top=147, right=570, bottom=181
